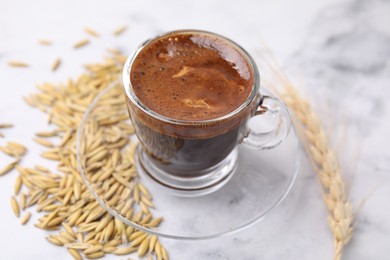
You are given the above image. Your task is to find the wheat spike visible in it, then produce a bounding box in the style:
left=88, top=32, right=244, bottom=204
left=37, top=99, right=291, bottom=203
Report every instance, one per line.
left=258, top=48, right=354, bottom=260
left=283, top=85, right=353, bottom=260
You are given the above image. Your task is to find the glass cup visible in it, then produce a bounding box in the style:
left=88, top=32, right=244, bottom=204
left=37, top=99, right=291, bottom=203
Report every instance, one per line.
left=122, top=30, right=291, bottom=196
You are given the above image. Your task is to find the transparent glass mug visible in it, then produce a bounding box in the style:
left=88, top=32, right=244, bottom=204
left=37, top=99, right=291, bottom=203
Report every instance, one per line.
left=122, top=30, right=291, bottom=196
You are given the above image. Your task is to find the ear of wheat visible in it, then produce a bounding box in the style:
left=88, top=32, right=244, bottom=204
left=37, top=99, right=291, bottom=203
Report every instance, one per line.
left=258, top=50, right=354, bottom=260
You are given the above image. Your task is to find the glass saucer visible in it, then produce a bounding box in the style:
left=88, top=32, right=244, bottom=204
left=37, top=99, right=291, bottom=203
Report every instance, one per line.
left=76, top=81, right=301, bottom=240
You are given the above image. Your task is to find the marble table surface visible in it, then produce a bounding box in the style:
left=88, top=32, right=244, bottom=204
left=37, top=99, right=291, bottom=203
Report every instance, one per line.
left=1, top=0, right=389, bottom=259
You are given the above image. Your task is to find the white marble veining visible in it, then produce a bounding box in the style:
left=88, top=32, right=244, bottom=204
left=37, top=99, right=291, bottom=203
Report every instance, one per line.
left=1, top=0, right=389, bottom=259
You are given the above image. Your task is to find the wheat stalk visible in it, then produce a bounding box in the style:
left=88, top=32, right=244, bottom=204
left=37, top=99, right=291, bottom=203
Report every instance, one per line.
left=257, top=49, right=354, bottom=260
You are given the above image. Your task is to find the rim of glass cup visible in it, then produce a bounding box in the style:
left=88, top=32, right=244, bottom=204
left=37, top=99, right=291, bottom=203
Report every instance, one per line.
left=122, top=29, right=261, bottom=126
left=76, top=81, right=300, bottom=240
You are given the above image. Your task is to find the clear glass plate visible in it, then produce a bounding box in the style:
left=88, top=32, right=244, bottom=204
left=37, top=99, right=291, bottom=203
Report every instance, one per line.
left=76, top=81, right=301, bottom=240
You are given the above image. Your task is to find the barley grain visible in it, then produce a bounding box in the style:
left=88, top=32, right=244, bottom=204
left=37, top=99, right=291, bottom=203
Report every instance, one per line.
left=41, top=151, right=60, bottom=160
left=21, top=212, right=31, bottom=225
left=132, top=211, right=143, bottom=223
left=74, top=181, right=81, bottom=200
left=131, top=233, right=148, bottom=247
left=138, top=183, right=152, bottom=199
left=137, top=236, right=150, bottom=257
left=140, top=202, right=150, bottom=214
left=50, top=58, right=61, bottom=71
left=62, top=223, right=76, bottom=238
left=47, top=216, right=64, bottom=227
left=41, top=208, right=59, bottom=227
left=46, top=236, right=63, bottom=246
left=19, top=193, right=27, bottom=210
left=0, top=123, right=13, bottom=129
left=11, top=196, right=20, bottom=217
left=102, top=246, right=117, bottom=253
left=103, top=220, right=115, bottom=242
left=65, top=243, right=91, bottom=250
left=34, top=137, right=55, bottom=148
left=83, top=245, right=103, bottom=255
left=84, top=232, right=96, bottom=243
left=133, top=185, right=140, bottom=203
left=149, top=235, right=158, bottom=253
left=155, top=240, right=163, bottom=260
left=35, top=165, right=51, bottom=173
left=106, top=48, right=121, bottom=55
left=84, top=28, right=99, bottom=37
left=8, top=61, right=29, bottom=68
left=113, top=246, right=137, bottom=255
left=38, top=39, right=52, bottom=45
left=14, top=175, right=23, bottom=195
left=31, top=191, right=46, bottom=205
left=68, top=248, right=82, bottom=260
left=73, top=39, right=90, bottom=49
left=0, top=146, right=16, bottom=157
left=85, top=251, right=105, bottom=259
left=146, top=217, right=163, bottom=228
left=0, top=159, right=19, bottom=176
left=36, top=131, right=58, bottom=137
left=113, top=25, right=127, bottom=36
left=161, top=245, right=169, bottom=260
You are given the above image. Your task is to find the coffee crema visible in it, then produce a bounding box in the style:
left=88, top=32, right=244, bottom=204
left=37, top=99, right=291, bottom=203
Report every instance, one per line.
left=130, top=32, right=253, bottom=121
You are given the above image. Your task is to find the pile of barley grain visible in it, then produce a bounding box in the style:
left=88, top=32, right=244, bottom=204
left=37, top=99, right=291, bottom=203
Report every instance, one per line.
left=2, top=51, right=168, bottom=260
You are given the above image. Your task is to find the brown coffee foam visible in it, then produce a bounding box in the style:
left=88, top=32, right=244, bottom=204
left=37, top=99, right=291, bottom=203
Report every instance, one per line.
left=130, top=32, right=254, bottom=122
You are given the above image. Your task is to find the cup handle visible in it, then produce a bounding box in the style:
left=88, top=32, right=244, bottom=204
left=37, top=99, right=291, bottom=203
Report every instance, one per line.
left=243, top=95, right=291, bottom=150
